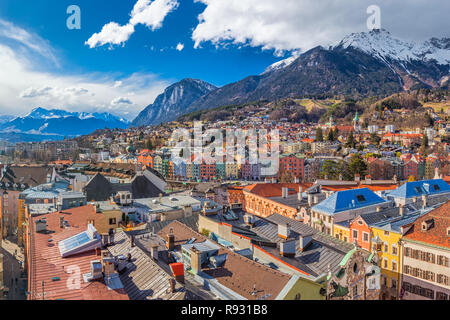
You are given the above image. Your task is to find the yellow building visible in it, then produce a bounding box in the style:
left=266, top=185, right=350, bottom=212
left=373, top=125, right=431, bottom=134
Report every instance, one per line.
left=371, top=225, right=402, bottom=300
left=333, top=222, right=350, bottom=243
left=186, top=163, right=193, bottom=180
left=225, top=162, right=239, bottom=180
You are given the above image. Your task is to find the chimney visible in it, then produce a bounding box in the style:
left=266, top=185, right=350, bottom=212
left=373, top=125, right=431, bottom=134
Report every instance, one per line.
left=299, top=234, right=313, bottom=252
left=278, top=223, right=291, bottom=239
left=159, top=193, right=163, bottom=203
left=298, top=186, right=303, bottom=201
left=282, top=187, right=288, bottom=199
left=151, top=244, right=159, bottom=260
left=422, top=195, right=428, bottom=208
left=399, top=204, right=404, bottom=216
left=190, top=247, right=202, bottom=274
left=168, top=278, right=176, bottom=293
left=244, top=214, right=256, bottom=227
left=59, top=216, right=64, bottom=229
left=376, top=206, right=381, bottom=212
left=280, top=239, right=296, bottom=257
left=308, top=194, right=313, bottom=206
left=339, top=174, right=343, bottom=181
left=166, top=231, right=175, bottom=251
left=271, top=177, right=277, bottom=184
left=434, top=167, right=440, bottom=179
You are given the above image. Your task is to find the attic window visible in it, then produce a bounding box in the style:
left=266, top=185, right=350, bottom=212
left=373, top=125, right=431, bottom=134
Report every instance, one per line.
left=433, top=185, right=440, bottom=191
left=356, top=195, right=366, bottom=203
left=414, top=187, right=423, bottom=194
left=421, top=219, right=434, bottom=232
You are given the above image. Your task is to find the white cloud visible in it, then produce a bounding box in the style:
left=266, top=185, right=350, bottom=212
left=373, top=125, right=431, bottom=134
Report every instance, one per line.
left=111, top=97, right=133, bottom=106
left=176, top=42, right=184, bottom=51
left=0, top=18, right=59, bottom=67
left=86, top=0, right=179, bottom=49
left=192, top=0, right=450, bottom=54
left=0, top=21, right=170, bottom=120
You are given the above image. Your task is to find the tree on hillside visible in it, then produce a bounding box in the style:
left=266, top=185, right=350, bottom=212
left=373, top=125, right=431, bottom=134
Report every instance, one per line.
left=349, top=153, right=367, bottom=178
left=346, top=131, right=356, bottom=149
left=316, top=128, right=324, bottom=142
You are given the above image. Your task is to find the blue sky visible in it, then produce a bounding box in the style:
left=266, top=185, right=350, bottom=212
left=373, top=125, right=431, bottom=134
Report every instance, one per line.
left=0, top=0, right=448, bottom=120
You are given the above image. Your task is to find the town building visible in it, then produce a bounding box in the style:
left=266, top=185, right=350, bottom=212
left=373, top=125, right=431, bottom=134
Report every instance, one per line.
left=400, top=201, right=450, bottom=300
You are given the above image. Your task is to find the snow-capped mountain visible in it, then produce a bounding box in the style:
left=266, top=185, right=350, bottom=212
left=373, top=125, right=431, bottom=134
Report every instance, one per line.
left=131, top=78, right=217, bottom=127
left=0, top=107, right=129, bottom=141
left=335, top=29, right=450, bottom=66
left=262, top=53, right=300, bottom=74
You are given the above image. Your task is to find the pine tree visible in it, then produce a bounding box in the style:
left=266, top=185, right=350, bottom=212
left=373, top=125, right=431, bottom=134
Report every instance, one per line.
left=316, top=128, right=324, bottom=142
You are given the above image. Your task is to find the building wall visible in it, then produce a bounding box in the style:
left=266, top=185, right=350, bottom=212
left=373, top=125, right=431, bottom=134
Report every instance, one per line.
left=243, top=191, right=298, bottom=219
left=401, top=240, right=449, bottom=300
left=349, top=217, right=371, bottom=252
left=371, top=227, right=402, bottom=299
left=1, top=190, right=21, bottom=237
left=333, top=224, right=350, bottom=242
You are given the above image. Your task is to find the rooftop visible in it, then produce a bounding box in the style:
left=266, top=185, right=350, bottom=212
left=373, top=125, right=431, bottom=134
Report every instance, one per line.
left=403, top=201, right=450, bottom=249
left=386, top=179, right=450, bottom=199
left=28, top=205, right=129, bottom=300
left=312, top=188, right=387, bottom=215
left=157, top=221, right=293, bottom=300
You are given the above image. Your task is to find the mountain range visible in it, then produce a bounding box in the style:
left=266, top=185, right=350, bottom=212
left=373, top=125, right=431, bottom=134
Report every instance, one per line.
left=0, top=107, right=129, bottom=142
left=131, top=78, right=217, bottom=127
left=132, top=29, right=449, bottom=127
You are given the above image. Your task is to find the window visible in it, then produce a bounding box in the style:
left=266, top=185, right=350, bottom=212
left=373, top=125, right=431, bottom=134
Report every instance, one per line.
left=405, top=247, right=411, bottom=257
left=424, top=289, right=434, bottom=299
left=109, top=218, right=117, bottom=225
left=383, top=276, right=387, bottom=286
left=403, top=265, right=411, bottom=275
left=384, top=231, right=390, bottom=236
left=403, top=282, right=412, bottom=292
left=414, top=186, right=423, bottom=194
left=384, top=243, right=389, bottom=253
left=436, top=292, right=448, bottom=300
left=383, top=259, right=388, bottom=269
left=353, top=230, right=358, bottom=239
left=363, top=232, right=369, bottom=242
left=392, top=261, right=397, bottom=272
left=391, top=279, right=397, bottom=289
left=433, top=184, right=440, bottom=191
left=353, top=285, right=358, bottom=297
left=392, top=245, right=398, bottom=256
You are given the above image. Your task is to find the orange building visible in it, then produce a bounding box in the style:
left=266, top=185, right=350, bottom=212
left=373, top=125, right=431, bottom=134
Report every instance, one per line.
left=242, top=183, right=311, bottom=219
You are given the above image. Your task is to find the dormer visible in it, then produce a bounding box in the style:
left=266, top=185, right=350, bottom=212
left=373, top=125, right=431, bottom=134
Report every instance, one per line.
left=421, top=219, right=434, bottom=232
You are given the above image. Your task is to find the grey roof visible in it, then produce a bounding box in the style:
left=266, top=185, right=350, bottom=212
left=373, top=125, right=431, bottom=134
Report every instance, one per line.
left=107, top=230, right=194, bottom=300
left=127, top=214, right=200, bottom=236
left=204, top=210, right=354, bottom=278
left=359, top=208, right=401, bottom=226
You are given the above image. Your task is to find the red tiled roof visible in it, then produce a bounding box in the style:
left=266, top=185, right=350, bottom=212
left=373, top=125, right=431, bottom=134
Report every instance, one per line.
left=403, top=201, right=450, bottom=249
left=244, top=183, right=312, bottom=198
left=28, top=205, right=129, bottom=300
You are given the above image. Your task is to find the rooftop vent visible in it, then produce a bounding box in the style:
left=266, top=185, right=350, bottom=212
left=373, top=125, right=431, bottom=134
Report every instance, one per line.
left=210, top=254, right=228, bottom=268
left=278, top=223, right=291, bottom=240
left=280, top=239, right=296, bottom=257
left=244, top=214, right=256, bottom=227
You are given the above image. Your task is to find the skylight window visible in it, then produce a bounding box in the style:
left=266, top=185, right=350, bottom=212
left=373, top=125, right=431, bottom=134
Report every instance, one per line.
left=58, top=224, right=101, bottom=258
left=356, top=195, right=366, bottom=203
left=414, top=186, right=423, bottom=194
